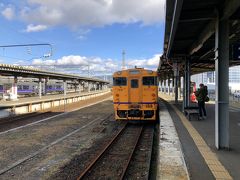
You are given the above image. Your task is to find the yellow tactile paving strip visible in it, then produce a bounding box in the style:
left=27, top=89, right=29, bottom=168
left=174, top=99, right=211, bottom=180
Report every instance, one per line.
left=160, top=93, right=233, bottom=180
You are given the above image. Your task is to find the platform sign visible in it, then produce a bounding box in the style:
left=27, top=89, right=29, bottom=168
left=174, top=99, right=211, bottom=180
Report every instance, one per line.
left=232, top=43, right=240, bottom=60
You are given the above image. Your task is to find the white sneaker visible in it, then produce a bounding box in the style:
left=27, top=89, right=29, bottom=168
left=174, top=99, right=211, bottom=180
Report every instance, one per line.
left=199, top=117, right=202, bottom=120
left=203, top=116, right=206, bottom=119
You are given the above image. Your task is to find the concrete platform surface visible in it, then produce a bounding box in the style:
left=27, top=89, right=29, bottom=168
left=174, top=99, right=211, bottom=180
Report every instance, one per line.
left=159, top=92, right=239, bottom=179
left=0, top=90, right=109, bottom=107
left=157, top=101, right=189, bottom=180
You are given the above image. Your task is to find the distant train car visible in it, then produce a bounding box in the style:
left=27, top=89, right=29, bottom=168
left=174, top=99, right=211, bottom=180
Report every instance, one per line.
left=0, top=83, right=36, bottom=95
left=112, top=68, right=159, bottom=121
left=0, top=82, right=65, bottom=96
left=17, top=82, right=37, bottom=95
left=46, top=83, right=64, bottom=94
left=0, top=85, right=3, bottom=93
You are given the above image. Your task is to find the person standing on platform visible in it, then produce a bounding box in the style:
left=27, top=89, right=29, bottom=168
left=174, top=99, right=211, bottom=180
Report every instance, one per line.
left=195, top=83, right=207, bottom=120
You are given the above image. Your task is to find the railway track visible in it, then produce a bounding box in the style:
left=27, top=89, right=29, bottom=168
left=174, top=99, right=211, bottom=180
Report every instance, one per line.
left=0, top=93, right=111, bottom=133
left=0, top=111, right=53, bottom=124
left=0, top=113, right=113, bottom=176
left=77, top=123, right=155, bottom=180
left=0, top=111, right=61, bottom=133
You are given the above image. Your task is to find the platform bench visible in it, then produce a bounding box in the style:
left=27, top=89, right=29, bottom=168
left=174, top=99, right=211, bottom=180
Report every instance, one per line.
left=184, top=108, right=199, bottom=121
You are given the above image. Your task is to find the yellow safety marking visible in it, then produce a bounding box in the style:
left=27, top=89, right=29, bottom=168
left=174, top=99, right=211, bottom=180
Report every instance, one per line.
left=161, top=95, right=233, bottom=180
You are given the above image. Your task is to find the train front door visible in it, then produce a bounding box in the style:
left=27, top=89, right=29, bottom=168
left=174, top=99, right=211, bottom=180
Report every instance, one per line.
left=129, top=78, right=141, bottom=104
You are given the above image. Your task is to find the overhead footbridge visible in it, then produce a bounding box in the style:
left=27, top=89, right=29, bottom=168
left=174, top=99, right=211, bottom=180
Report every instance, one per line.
left=158, top=0, right=240, bottom=149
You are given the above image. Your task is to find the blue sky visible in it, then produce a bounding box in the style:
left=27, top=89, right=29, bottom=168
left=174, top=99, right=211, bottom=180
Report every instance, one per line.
left=0, top=0, right=165, bottom=76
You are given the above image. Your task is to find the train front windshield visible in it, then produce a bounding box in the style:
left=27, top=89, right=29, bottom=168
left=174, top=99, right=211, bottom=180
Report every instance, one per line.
left=142, top=76, right=157, bottom=86
left=113, top=77, right=127, bottom=86
left=131, top=79, right=138, bottom=88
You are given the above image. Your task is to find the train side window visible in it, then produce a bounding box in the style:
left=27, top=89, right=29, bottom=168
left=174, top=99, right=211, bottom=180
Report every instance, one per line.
left=23, top=85, right=29, bottom=90
left=113, top=77, right=127, bottom=86
left=143, top=76, right=157, bottom=86
left=17, top=85, right=22, bottom=90
left=131, top=79, right=138, bottom=88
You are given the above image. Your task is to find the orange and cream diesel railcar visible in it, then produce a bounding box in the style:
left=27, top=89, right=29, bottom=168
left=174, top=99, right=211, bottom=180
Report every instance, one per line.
left=112, top=68, right=159, bottom=121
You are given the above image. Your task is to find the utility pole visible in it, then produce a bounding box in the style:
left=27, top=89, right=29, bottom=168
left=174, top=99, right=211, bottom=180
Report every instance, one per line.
left=88, top=64, right=90, bottom=77
left=122, top=50, right=126, bottom=70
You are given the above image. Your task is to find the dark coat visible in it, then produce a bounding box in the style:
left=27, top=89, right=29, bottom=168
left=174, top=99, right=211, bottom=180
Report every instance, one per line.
left=195, top=87, right=207, bottom=102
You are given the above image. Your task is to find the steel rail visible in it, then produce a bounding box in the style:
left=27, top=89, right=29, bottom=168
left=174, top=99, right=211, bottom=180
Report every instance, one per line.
left=77, top=124, right=144, bottom=180
left=124, top=125, right=155, bottom=179
left=0, top=111, right=51, bottom=125
left=0, top=115, right=107, bottom=175
left=77, top=122, right=128, bottom=179
left=0, top=96, right=111, bottom=136
left=120, top=125, right=143, bottom=180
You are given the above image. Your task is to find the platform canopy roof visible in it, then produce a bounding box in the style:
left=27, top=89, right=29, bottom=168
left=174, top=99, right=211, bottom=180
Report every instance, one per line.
left=158, top=0, right=240, bottom=78
left=0, top=64, right=109, bottom=84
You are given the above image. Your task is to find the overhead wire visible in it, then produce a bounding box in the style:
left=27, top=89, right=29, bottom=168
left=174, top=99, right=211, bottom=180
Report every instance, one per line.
left=0, top=22, right=53, bottom=63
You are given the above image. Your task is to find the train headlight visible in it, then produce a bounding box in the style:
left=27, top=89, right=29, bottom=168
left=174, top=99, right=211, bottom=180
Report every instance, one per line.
left=146, top=104, right=152, bottom=108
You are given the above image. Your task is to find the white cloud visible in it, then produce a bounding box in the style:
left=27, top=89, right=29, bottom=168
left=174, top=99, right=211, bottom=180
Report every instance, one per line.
left=127, top=54, right=161, bottom=70
left=77, top=35, right=85, bottom=40
left=5, top=0, right=164, bottom=30
left=31, top=54, right=160, bottom=75
left=77, top=29, right=91, bottom=40
left=25, top=24, right=48, bottom=32
left=57, top=55, right=88, bottom=66
left=32, top=55, right=114, bottom=71
left=32, top=55, right=120, bottom=76
left=32, top=59, right=55, bottom=65
left=1, top=7, right=15, bottom=20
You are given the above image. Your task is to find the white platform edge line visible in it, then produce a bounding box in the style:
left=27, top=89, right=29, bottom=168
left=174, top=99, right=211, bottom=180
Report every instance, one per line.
left=158, top=102, right=190, bottom=180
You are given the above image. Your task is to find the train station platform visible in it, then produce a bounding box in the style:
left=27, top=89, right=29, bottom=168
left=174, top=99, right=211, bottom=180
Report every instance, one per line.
left=159, top=92, right=239, bottom=179
left=0, top=90, right=110, bottom=118
left=0, top=90, right=108, bottom=107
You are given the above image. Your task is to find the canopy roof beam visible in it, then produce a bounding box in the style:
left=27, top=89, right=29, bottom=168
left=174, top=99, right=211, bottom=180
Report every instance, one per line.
left=188, top=0, right=240, bottom=55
